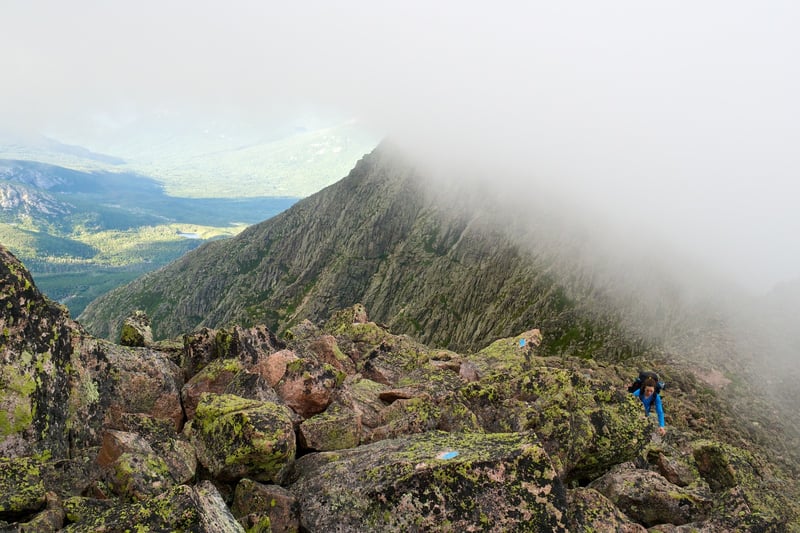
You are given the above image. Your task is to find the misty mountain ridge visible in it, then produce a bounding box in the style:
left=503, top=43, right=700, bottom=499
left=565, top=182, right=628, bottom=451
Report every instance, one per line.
left=79, top=142, right=794, bottom=387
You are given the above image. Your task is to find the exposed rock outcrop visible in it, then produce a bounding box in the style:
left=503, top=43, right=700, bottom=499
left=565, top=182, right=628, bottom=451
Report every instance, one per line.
left=286, top=430, right=568, bottom=532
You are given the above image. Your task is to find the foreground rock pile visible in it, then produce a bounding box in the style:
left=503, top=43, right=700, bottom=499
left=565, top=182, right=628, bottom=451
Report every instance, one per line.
left=1, top=246, right=799, bottom=531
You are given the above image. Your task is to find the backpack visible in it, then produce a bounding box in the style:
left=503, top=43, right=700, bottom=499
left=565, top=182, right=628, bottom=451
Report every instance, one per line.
left=628, top=370, right=665, bottom=395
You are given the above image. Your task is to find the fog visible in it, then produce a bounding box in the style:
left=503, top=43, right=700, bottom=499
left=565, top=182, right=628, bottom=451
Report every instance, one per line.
left=3, top=1, right=800, bottom=295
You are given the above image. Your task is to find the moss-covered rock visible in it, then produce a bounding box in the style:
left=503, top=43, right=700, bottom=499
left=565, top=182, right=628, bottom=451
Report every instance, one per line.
left=566, top=487, right=646, bottom=532
left=119, top=310, right=153, bottom=347
left=63, top=481, right=244, bottom=532
left=459, top=358, right=650, bottom=483
left=588, top=462, right=712, bottom=527
left=298, top=403, right=361, bottom=451
left=0, top=456, right=46, bottom=521
left=182, top=357, right=245, bottom=420
left=191, top=393, right=296, bottom=482
left=232, top=479, right=299, bottom=533
left=287, top=430, right=568, bottom=532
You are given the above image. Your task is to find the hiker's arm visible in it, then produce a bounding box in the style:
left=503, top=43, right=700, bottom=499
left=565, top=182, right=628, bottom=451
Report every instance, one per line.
left=655, top=396, right=666, bottom=429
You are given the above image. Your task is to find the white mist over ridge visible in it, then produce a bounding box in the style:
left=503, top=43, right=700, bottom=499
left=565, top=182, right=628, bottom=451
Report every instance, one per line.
left=2, top=1, right=799, bottom=295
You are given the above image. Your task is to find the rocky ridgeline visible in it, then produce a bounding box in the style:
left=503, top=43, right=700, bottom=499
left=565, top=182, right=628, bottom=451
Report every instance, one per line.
left=1, top=246, right=799, bottom=532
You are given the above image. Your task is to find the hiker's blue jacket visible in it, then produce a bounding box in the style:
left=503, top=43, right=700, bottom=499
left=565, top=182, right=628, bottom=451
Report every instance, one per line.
left=633, top=389, right=665, bottom=427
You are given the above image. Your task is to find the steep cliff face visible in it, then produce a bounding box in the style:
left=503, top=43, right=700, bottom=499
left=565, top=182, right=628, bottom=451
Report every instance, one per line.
left=79, top=146, right=645, bottom=358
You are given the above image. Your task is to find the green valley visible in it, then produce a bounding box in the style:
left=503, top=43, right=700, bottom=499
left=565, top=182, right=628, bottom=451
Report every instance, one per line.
left=0, top=121, right=377, bottom=317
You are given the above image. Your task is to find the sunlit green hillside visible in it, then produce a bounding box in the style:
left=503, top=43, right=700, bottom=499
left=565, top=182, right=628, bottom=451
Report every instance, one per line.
left=0, top=159, right=298, bottom=317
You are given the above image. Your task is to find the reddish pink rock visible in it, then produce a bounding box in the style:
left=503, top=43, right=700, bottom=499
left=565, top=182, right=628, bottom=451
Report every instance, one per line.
left=252, top=349, right=298, bottom=388
left=96, top=430, right=154, bottom=468
left=276, top=359, right=343, bottom=418
left=307, top=335, right=355, bottom=373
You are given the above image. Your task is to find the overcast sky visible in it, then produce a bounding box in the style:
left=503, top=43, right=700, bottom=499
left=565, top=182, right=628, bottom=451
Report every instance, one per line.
left=2, top=1, right=799, bottom=294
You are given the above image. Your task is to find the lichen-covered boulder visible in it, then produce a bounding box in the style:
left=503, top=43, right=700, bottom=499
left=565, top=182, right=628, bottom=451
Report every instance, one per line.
left=692, top=439, right=758, bottom=492
left=181, top=325, right=284, bottom=380
left=96, top=430, right=154, bottom=468
left=190, top=393, right=296, bottom=482
left=566, top=487, right=646, bottom=532
left=111, top=414, right=197, bottom=485
left=62, top=497, right=115, bottom=525
left=223, top=325, right=285, bottom=367
left=298, top=403, right=361, bottom=451
left=0, top=247, right=76, bottom=460
left=649, top=450, right=699, bottom=488
left=63, top=481, right=244, bottom=532
left=224, top=370, right=282, bottom=403
left=119, top=310, right=153, bottom=347
left=251, top=349, right=298, bottom=388
left=0, top=456, right=46, bottom=521
left=305, top=334, right=355, bottom=373
left=322, top=305, right=393, bottom=362
left=322, top=303, right=369, bottom=334
left=367, top=395, right=442, bottom=443
left=359, top=336, right=446, bottom=388
left=588, top=462, right=712, bottom=527
left=689, top=439, right=795, bottom=530
left=96, top=430, right=179, bottom=500
left=69, top=340, right=185, bottom=446
left=334, top=375, right=389, bottom=431
left=17, top=491, right=65, bottom=532
left=275, top=358, right=345, bottom=418
left=231, top=478, right=299, bottom=533
left=287, top=430, right=568, bottom=532
left=461, top=348, right=649, bottom=483
left=182, top=358, right=245, bottom=420
left=104, top=451, right=175, bottom=501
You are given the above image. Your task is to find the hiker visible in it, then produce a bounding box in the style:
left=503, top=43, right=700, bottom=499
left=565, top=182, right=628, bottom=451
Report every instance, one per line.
left=518, top=329, right=541, bottom=369
left=633, top=377, right=666, bottom=435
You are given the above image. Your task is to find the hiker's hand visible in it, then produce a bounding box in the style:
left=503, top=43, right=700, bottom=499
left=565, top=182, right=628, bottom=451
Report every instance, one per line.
left=658, top=426, right=667, bottom=436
